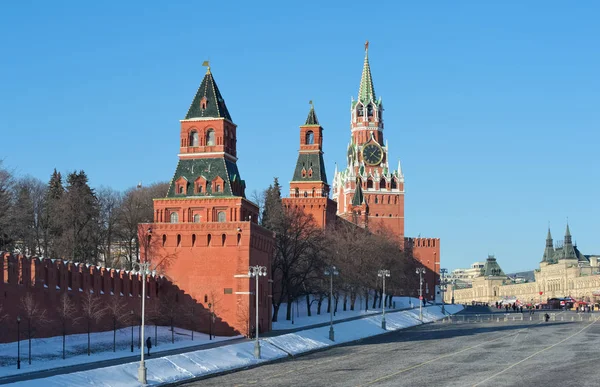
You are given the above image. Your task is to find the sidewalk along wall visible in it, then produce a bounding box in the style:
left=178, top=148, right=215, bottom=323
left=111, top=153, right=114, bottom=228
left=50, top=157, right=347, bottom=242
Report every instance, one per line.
left=0, top=252, right=231, bottom=344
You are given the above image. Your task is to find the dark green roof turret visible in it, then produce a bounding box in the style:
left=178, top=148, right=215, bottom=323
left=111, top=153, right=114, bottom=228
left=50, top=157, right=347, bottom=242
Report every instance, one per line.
left=185, top=65, right=232, bottom=121
left=352, top=179, right=364, bottom=206
left=305, top=104, right=319, bottom=125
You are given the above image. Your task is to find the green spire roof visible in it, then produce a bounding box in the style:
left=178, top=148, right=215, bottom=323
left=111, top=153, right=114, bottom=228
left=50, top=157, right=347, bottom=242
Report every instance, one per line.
left=358, top=43, right=376, bottom=104
left=482, top=255, right=505, bottom=277
left=304, top=104, right=319, bottom=125
left=185, top=66, right=232, bottom=121
left=352, top=179, right=364, bottom=206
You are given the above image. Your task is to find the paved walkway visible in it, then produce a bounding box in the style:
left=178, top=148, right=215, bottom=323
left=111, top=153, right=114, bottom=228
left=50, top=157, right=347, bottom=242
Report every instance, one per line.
left=0, top=305, right=427, bottom=385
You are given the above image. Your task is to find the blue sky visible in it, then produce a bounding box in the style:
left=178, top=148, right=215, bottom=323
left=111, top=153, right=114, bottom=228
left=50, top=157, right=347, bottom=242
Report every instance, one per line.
left=1, top=1, right=598, bottom=274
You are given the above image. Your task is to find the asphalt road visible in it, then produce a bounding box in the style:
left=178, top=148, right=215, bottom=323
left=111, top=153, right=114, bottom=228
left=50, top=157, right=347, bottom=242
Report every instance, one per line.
left=183, top=311, right=600, bottom=387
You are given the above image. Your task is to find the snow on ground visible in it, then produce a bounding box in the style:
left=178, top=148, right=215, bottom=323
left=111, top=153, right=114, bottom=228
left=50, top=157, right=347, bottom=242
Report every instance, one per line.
left=8, top=304, right=463, bottom=386
left=273, top=296, right=422, bottom=330
left=0, top=325, right=240, bottom=378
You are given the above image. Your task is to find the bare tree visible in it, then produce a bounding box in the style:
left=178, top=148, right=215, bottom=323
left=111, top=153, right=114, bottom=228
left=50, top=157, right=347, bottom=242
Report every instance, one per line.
left=56, top=293, right=81, bottom=359
left=116, top=182, right=168, bottom=269
left=159, top=289, right=181, bottom=344
left=0, top=161, right=14, bottom=251
left=96, top=187, right=123, bottom=267
left=20, top=292, right=50, bottom=365
left=81, top=292, right=106, bottom=356
left=105, top=296, right=129, bottom=352
left=271, top=206, right=326, bottom=321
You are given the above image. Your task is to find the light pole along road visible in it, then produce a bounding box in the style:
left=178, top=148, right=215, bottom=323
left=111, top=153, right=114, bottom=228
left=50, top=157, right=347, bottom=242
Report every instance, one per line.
left=378, top=269, right=390, bottom=330
left=416, top=267, right=426, bottom=321
left=324, top=265, right=339, bottom=341
left=248, top=265, right=267, bottom=359
left=133, top=226, right=153, bottom=384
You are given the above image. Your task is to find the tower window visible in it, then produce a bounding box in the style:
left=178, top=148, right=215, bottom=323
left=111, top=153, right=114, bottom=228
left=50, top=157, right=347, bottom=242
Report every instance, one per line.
left=206, top=129, right=215, bottom=146
left=197, top=185, right=203, bottom=193
left=367, top=179, right=373, bottom=189
left=193, top=214, right=200, bottom=223
left=357, top=104, right=364, bottom=117
left=215, top=184, right=221, bottom=193
left=200, top=96, right=207, bottom=110
left=170, top=212, right=179, bottom=223
left=178, top=186, right=184, bottom=194
left=189, top=130, right=199, bottom=147
left=380, top=178, right=386, bottom=190
left=305, top=130, right=314, bottom=145
left=391, top=179, right=397, bottom=190
left=217, top=211, right=226, bottom=222
left=367, top=104, right=374, bottom=117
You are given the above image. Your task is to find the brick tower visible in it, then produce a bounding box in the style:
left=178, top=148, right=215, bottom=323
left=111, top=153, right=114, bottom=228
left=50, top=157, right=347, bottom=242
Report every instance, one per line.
left=144, top=64, right=274, bottom=336
left=332, top=42, right=405, bottom=238
left=282, top=104, right=337, bottom=228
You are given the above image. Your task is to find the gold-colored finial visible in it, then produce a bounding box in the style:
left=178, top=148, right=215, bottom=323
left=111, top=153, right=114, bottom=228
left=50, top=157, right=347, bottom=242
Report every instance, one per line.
left=202, top=60, right=211, bottom=74
left=365, top=40, right=369, bottom=51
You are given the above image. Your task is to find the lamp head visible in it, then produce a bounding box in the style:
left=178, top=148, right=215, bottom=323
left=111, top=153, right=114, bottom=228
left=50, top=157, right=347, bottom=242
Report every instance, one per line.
left=17, top=316, right=21, bottom=323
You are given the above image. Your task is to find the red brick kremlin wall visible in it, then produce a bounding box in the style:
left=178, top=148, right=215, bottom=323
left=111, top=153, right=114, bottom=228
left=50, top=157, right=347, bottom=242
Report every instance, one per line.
left=0, top=252, right=235, bottom=344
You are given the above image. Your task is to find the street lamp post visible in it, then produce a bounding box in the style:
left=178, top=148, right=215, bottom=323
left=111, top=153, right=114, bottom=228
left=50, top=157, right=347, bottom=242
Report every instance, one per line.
left=324, top=266, right=339, bottom=341
left=16, top=316, right=21, bottom=370
left=451, top=279, right=456, bottom=304
left=132, top=226, right=152, bottom=384
left=439, top=268, right=448, bottom=314
left=378, top=270, right=390, bottom=330
left=130, top=310, right=134, bottom=353
left=416, top=268, right=426, bottom=321
left=208, top=303, right=213, bottom=340
left=248, top=265, right=267, bottom=359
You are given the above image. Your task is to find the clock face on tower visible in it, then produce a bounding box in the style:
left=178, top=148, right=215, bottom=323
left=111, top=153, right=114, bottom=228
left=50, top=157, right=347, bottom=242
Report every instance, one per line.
left=362, top=143, right=383, bottom=166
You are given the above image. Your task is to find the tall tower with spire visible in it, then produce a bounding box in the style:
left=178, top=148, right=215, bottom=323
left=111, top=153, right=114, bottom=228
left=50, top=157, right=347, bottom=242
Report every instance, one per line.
left=145, top=63, right=274, bottom=337
left=283, top=104, right=337, bottom=228
left=332, top=42, right=405, bottom=238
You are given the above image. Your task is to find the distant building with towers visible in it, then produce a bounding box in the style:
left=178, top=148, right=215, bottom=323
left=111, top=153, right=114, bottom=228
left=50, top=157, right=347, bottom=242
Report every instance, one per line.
left=449, top=224, right=600, bottom=305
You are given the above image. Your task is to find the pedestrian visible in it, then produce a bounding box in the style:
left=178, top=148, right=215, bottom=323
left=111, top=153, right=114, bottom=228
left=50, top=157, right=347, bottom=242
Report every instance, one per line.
left=146, top=337, right=152, bottom=356
left=520, top=305, right=523, bottom=313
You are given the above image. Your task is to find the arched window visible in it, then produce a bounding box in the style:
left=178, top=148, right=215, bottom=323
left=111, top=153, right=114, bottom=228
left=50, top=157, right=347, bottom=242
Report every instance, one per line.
left=193, top=214, right=200, bottom=223
left=189, top=130, right=199, bottom=147
left=215, top=184, right=221, bottom=193
left=380, top=178, right=386, bottom=190
left=207, top=234, right=212, bottom=246
left=217, top=211, right=226, bottom=222
left=221, top=234, right=226, bottom=246
left=367, top=104, right=374, bottom=117
left=357, top=104, right=364, bottom=117
left=305, top=130, right=314, bottom=145
left=294, top=188, right=299, bottom=197
left=192, top=234, right=196, bottom=247
left=178, top=186, right=184, bottom=194
left=170, top=212, right=179, bottom=223
left=367, top=179, right=373, bottom=189
left=162, top=234, right=167, bottom=247
left=391, top=179, right=397, bottom=190
left=197, top=185, right=203, bottom=194
left=374, top=196, right=378, bottom=204
left=206, top=129, right=215, bottom=146
left=177, top=234, right=181, bottom=247
left=237, top=233, right=242, bottom=246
